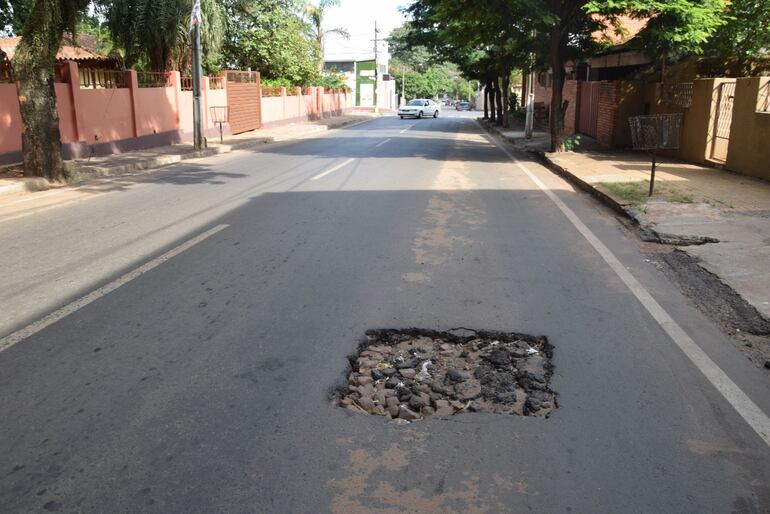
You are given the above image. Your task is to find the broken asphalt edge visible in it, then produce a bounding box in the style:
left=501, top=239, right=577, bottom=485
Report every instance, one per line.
left=0, top=115, right=376, bottom=198
left=477, top=120, right=718, bottom=246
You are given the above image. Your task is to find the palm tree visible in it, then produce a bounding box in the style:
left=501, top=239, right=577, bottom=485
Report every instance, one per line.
left=104, top=0, right=225, bottom=72
left=305, top=0, right=349, bottom=73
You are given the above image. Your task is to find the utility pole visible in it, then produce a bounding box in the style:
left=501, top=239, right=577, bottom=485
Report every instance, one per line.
left=373, top=20, right=380, bottom=113
left=401, top=65, right=405, bottom=107
left=190, top=0, right=204, bottom=150
left=524, top=31, right=535, bottom=139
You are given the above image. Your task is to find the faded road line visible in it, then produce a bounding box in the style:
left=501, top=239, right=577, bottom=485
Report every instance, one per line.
left=310, top=158, right=356, bottom=181
left=0, top=224, right=229, bottom=353
left=400, top=124, right=417, bottom=134
left=375, top=138, right=392, bottom=148
left=481, top=122, right=770, bottom=448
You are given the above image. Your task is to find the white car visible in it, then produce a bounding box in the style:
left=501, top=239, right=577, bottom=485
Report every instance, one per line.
left=398, top=99, right=440, bottom=119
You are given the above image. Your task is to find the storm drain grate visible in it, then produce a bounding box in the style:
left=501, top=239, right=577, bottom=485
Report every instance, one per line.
left=332, top=329, right=557, bottom=421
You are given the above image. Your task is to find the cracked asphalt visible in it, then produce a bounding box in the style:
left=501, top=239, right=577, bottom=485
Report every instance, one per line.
left=0, top=113, right=768, bottom=513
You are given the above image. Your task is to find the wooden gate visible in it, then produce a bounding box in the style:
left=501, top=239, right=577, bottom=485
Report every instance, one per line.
left=225, top=71, right=261, bottom=134
left=710, top=81, right=735, bottom=162
left=577, top=82, right=600, bottom=138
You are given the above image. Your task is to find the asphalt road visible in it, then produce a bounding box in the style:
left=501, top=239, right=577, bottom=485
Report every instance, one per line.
left=1, top=113, right=769, bottom=513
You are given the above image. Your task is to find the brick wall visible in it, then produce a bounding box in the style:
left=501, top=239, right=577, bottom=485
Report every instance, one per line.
left=597, top=81, right=621, bottom=147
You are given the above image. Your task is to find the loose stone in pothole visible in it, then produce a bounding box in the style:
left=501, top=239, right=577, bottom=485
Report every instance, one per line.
left=333, top=329, right=557, bottom=421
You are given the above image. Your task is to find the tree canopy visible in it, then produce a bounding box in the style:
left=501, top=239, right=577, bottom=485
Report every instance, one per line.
left=221, top=0, right=320, bottom=85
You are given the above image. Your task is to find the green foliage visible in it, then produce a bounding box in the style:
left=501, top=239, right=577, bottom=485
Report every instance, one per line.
left=564, top=134, right=581, bottom=151
left=261, top=77, right=293, bottom=88
left=387, top=25, right=434, bottom=72
left=221, top=0, right=320, bottom=85
left=0, top=0, right=33, bottom=35
left=705, top=0, right=770, bottom=59
left=310, top=70, right=347, bottom=89
left=393, top=59, right=469, bottom=100
left=102, top=0, right=226, bottom=72
left=594, top=0, right=728, bottom=59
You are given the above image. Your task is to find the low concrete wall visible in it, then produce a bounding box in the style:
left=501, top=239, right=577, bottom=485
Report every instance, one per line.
left=0, top=62, right=354, bottom=164
left=726, top=77, right=770, bottom=180
left=260, top=87, right=352, bottom=127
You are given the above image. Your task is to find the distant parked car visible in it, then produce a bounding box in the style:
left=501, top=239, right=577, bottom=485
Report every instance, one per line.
left=455, top=101, right=471, bottom=111
left=398, top=99, right=440, bottom=119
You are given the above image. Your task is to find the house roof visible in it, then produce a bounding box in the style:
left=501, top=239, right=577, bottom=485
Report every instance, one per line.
left=591, top=15, right=648, bottom=46
left=0, top=34, right=109, bottom=62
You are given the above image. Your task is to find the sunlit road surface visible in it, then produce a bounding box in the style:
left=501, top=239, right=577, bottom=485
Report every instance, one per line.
left=1, top=111, right=768, bottom=513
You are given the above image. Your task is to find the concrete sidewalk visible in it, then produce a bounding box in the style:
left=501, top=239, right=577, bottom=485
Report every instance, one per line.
left=0, top=113, right=378, bottom=197
left=538, top=146, right=770, bottom=325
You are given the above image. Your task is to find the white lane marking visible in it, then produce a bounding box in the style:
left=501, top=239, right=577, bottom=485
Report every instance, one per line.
left=400, top=123, right=417, bottom=134
left=481, top=125, right=770, bottom=447
left=310, top=158, right=356, bottom=181
left=0, top=224, right=229, bottom=353
left=375, top=138, right=392, bottom=148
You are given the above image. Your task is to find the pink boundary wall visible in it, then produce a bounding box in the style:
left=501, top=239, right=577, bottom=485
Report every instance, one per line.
left=0, top=62, right=353, bottom=164
left=259, top=86, right=353, bottom=127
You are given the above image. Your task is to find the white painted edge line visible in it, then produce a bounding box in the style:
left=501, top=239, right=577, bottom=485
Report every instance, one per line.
left=399, top=123, right=417, bottom=134
left=481, top=124, right=770, bottom=448
left=0, top=223, right=229, bottom=353
left=375, top=138, right=392, bottom=148
left=310, top=158, right=356, bottom=181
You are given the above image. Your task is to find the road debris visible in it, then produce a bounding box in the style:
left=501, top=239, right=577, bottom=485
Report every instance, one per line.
left=333, top=329, right=557, bottom=421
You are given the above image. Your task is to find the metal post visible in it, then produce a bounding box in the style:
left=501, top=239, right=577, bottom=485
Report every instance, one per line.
left=373, top=20, right=379, bottom=113
left=190, top=0, right=204, bottom=150
left=525, top=31, right=536, bottom=139
left=401, top=65, right=405, bottom=107
left=525, top=69, right=535, bottom=138
left=649, top=152, right=657, bottom=196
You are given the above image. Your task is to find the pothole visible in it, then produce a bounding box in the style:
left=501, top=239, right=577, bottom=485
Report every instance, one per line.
left=332, top=329, right=557, bottom=421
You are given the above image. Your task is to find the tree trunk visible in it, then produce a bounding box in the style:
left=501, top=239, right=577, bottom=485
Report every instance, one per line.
left=487, top=80, right=496, bottom=122
left=483, top=80, right=489, bottom=119
left=502, top=71, right=510, bottom=128
left=495, top=77, right=503, bottom=125
left=12, top=0, right=66, bottom=181
left=548, top=26, right=566, bottom=152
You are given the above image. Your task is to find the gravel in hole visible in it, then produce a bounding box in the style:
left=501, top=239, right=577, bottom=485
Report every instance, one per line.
left=333, top=329, right=557, bottom=421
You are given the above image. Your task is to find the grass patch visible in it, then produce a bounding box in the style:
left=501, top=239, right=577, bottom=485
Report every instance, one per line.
left=598, top=181, right=649, bottom=208
left=667, top=188, right=695, bottom=204
left=598, top=180, right=698, bottom=207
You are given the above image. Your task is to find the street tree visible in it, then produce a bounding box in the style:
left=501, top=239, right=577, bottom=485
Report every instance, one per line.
left=222, top=0, right=321, bottom=85
left=11, top=0, right=88, bottom=180
left=305, top=0, right=349, bottom=73
left=103, top=0, right=226, bottom=72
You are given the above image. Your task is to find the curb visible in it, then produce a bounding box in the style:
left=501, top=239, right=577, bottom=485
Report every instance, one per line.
left=528, top=148, right=636, bottom=221
left=0, top=177, right=51, bottom=195
left=476, top=119, right=637, bottom=222
left=0, top=115, right=379, bottom=200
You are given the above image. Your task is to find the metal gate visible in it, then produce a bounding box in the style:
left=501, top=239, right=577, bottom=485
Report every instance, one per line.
left=710, top=81, right=735, bottom=162
left=577, top=82, right=600, bottom=138
left=225, top=71, right=261, bottom=134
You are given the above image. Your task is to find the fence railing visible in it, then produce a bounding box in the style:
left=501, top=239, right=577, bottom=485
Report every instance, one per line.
left=79, top=68, right=125, bottom=89
left=180, top=75, right=192, bottom=91
left=137, top=71, right=171, bottom=88
left=662, top=82, right=694, bottom=108
left=208, top=76, right=225, bottom=90
left=261, top=86, right=283, bottom=97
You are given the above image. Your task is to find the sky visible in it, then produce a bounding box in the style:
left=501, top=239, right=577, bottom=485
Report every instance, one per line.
left=322, top=0, right=410, bottom=61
